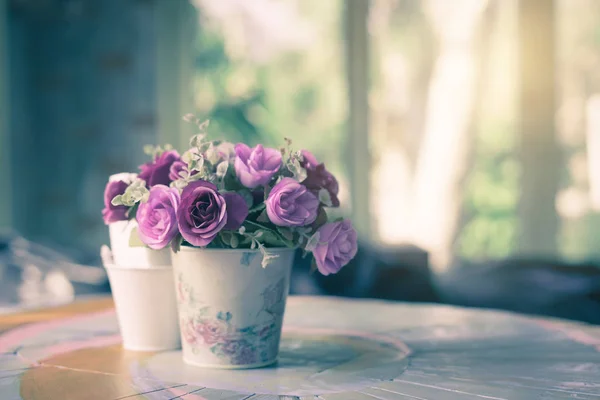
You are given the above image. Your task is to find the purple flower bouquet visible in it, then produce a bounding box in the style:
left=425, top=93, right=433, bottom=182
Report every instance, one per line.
left=102, top=116, right=358, bottom=368
left=103, top=116, right=358, bottom=274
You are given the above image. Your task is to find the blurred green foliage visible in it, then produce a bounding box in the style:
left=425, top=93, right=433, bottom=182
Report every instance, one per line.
left=191, top=0, right=600, bottom=263
left=459, top=121, right=519, bottom=259
left=192, top=0, right=346, bottom=182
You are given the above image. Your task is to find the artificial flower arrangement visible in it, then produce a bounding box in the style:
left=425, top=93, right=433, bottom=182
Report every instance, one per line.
left=102, top=115, right=358, bottom=275
left=101, top=115, right=358, bottom=367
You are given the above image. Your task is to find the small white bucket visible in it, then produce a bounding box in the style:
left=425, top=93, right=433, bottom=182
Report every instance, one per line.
left=105, top=263, right=181, bottom=351
left=108, top=220, right=171, bottom=267
left=171, top=247, right=295, bottom=369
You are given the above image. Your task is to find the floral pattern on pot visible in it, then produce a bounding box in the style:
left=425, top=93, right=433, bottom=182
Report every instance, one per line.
left=176, top=272, right=287, bottom=366
left=179, top=309, right=282, bottom=365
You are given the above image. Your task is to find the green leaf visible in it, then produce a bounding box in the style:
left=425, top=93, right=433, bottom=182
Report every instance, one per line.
left=172, top=179, right=189, bottom=190
left=304, top=231, right=320, bottom=252
left=223, top=166, right=244, bottom=191
left=205, top=144, right=220, bottom=165
left=197, top=119, right=210, bottom=131
left=128, top=227, right=145, bottom=247
left=310, top=257, right=318, bottom=274
left=183, top=113, right=197, bottom=123
left=118, top=179, right=150, bottom=207
left=238, top=189, right=253, bottom=208
left=181, top=149, right=194, bottom=164
left=216, top=161, right=229, bottom=178
left=313, top=207, right=328, bottom=228
left=260, top=230, right=287, bottom=247
left=287, top=155, right=307, bottom=182
left=243, top=220, right=273, bottom=233
left=143, top=144, right=155, bottom=156
left=188, top=156, right=205, bottom=174
left=230, top=234, right=239, bottom=248
left=295, top=226, right=312, bottom=235
left=188, top=171, right=207, bottom=182
left=248, top=203, right=266, bottom=214
left=277, top=227, right=294, bottom=241
left=171, top=235, right=183, bottom=253
left=257, top=210, right=270, bottom=223
left=126, top=202, right=139, bottom=219
left=263, top=184, right=272, bottom=201
left=111, top=194, right=123, bottom=206
left=219, top=231, right=232, bottom=247
left=318, top=189, right=333, bottom=207
left=189, top=134, right=205, bottom=148
left=238, top=235, right=253, bottom=247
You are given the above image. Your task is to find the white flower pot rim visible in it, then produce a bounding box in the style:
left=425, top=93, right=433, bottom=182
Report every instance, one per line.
left=176, top=246, right=297, bottom=254
left=103, top=263, right=172, bottom=271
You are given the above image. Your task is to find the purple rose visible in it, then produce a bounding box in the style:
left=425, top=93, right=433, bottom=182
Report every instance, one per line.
left=169, top=160, right=187, bottom=181
left=177, top=180, right=228, bottom=246
left=266, top=178, right=319, bottom=227
left=300, top=150, right=340, bottom=207
left=222, top=192, right=249, bottom=230
left=102, top=180, right=129, bottom=225
left=136, top=185, right=180, bottom=249
left=138, top=150, right=181, bottom=187
left=313, top=220, right=358, bottom=276
left=234, top=144, right=282, bottom=189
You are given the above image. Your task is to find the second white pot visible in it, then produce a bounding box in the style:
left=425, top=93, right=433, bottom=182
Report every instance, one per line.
left=108, top=220, right=171, bottom=267
left=105, top=263, right=181, bottom=351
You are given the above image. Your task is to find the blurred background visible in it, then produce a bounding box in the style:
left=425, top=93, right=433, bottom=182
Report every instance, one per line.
left=1, top=0, right=600, bottom=323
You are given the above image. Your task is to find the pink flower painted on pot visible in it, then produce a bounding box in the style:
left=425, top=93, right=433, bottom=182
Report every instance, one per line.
left=181, top=309, right=281, bottom=365
left=194, top=319, right=228, bottom=345
left=181, top=319, right=198, bottom=345
left=177, top=281, right=186, bottom=303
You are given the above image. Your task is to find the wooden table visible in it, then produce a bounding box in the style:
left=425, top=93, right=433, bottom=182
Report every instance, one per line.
left=1, top=296, right=600, bottom=399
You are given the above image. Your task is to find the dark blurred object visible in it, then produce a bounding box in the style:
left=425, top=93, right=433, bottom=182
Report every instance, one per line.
left=0, top=231, right=109, bottom=313
left=437, top=258, right=600, bottom=324
left=290, top=242, right=437, bottom=302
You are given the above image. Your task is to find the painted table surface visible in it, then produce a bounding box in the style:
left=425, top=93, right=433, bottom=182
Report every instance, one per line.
left=1, top=297, right=600, bottom=400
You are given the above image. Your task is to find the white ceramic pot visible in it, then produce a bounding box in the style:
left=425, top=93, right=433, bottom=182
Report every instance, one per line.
left=171, top=247, right=295, bottom=369
left=105, top=263, right=181, bottom=351
left=108, top=220, right=171, bottom=267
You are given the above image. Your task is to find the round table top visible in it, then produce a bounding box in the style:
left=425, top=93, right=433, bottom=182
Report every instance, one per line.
left=1, top=296, right=600, bottom=400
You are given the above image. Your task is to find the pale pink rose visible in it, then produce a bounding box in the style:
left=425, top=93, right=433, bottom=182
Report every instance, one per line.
left=181, top=319, right=197, bottom=345
left=195, top=320, right=228, bottom=345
